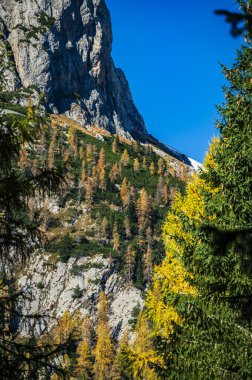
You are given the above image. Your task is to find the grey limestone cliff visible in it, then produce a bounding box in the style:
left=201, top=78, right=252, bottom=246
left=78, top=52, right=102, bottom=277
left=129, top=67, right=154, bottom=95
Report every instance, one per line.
left=0, top=0, right=147, bottom=139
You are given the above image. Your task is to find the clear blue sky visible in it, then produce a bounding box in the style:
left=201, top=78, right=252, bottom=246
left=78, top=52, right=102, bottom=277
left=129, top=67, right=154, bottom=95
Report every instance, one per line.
left=106, top=0, right=242, bottom=162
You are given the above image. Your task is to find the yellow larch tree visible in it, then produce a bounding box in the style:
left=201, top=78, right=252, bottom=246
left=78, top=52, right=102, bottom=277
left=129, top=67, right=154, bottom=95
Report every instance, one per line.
left=137, top=188, right=151, bottom=236
left=112, top=223, right=120, bottom=251
left=86, top=144, right=93, bottom=163
left=53, top=310, right=82, bottom=345
left=76, top=340, right=93, bottom=380
left=93, top=292, right=114, bottom=380
left=99, top=166, right=106, bottom=192
left=75, top=316, right=94, bottom=380
left=79, top=146, right=84, bottom=160
left=67, top=126, right=78, bottom=157
left=142, top=157, right=147, bottom=170
left=98, top=147, right=105, bottom=170
left=109, top=162, right=118, bottom=182
left=133, top=158, right=140, bottom=172
left=112, top=137, right=118, bottom=154
left=145, top=175, right=213, bottom=340
left=120, top=177, right=130, bottom=207
left=149, top=162, right=155, bottom=176
left=121, top=149, right=130, bottom=166
left=132, top=312, right=165, bottom=380
left=50, top=310, right=82, bottom=379
left=125, top=245, right=136, bottom=284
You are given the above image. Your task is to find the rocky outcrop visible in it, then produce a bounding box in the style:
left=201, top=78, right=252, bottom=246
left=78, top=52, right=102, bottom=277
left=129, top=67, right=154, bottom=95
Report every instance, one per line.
left=19, top=253, right=143, bottom=339
left=0, top=0, right=147, bottom=139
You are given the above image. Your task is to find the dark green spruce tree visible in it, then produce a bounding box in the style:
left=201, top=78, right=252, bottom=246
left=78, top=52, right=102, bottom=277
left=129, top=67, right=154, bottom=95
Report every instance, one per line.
left=143, top=1, right=252, bottom=379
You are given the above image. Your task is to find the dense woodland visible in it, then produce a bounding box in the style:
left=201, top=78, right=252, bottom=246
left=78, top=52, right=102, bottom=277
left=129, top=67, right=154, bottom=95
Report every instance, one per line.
left=1, top=0, right=252, bottom=379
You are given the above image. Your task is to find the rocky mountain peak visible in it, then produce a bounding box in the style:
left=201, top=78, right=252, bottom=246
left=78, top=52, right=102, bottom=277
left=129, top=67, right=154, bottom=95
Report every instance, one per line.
left=0, top=0, right=147, bottom=139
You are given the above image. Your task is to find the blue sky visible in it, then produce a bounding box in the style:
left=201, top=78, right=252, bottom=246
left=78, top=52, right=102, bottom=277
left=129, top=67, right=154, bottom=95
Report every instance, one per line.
left=106, top=0, right=242, bottom=162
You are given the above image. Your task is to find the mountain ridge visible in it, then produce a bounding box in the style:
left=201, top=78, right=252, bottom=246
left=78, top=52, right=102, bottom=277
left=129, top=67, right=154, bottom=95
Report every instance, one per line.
left=0, top=0, right=200, bottom=168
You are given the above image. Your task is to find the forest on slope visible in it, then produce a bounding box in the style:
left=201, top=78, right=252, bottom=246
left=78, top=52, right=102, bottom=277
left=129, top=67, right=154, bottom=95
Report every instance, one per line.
left=1, top=0, right=252, bottom=379
left=0, top=4, right=190, bottom=377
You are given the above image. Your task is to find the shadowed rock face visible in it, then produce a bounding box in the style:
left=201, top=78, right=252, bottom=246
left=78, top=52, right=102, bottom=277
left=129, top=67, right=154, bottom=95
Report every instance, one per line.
left=0, top=0, right=147, bottom=138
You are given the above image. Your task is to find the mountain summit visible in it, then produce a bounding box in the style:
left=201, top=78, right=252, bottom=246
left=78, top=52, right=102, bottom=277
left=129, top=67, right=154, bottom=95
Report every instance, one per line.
left=0, top=0, right=147, bottom=139
left=0, top=0, right=196, bottom=166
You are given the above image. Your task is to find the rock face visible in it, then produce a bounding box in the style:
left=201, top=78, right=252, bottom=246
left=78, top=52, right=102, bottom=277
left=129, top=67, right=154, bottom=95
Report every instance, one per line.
left=19, top=253, right=143, bottom=339
left=0, top=0, right=147, bottom=139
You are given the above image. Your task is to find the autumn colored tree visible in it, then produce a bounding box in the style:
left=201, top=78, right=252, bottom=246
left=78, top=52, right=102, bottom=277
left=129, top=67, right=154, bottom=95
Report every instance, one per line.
left=53, top=310, right=82, bottom=345
left=121, top=149, right=130, bottom=166
left=149, top=162, right=155, bottom=176
left=76, top=340, right=94, bottom=380
left=131, top=313, right=164, bottom=380
left=93, top=292, right=114, bottom=380
left=98, top=147, right=105, bottom=169
left=99, top=167, right=107, bottom=192
left=133, top=158, right=140, bottom=172
left=120, top=177, right=130, bottom=207
left=112, top=223, right=120, bottom=251
left=75, top=316, right=94, bottom=380
left=79, top=146, right=84, bottom=160
left=125, top=245, right=136, bottom=284
left=136, top=188, right=151, bottom=236
left=109, top=162, right=119, bottom=182
left=142, top=157, right=147, bottom=170
left=112, top=137, right=118, bottom=154
left=86, top=144, right=93, bottom=163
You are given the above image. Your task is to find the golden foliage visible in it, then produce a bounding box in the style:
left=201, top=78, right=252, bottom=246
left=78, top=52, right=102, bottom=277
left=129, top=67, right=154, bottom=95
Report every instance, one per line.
left=144, top=162, right=221, bottom=343
left=133, top=158, right=140, bottom=172
left=94, top=292, right=114, bottom=380
left=121, top=149, right=130, bottom=166
left=132, top=313, right=165, bottom=379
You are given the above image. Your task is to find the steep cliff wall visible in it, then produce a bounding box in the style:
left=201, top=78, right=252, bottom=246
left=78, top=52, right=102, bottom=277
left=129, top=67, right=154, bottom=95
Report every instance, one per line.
left=0, top=0, right=146, bottom=139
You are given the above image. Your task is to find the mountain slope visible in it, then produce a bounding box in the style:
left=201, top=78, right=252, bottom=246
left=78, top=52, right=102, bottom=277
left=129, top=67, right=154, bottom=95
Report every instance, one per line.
left=17, top=113, right=191, bottom=338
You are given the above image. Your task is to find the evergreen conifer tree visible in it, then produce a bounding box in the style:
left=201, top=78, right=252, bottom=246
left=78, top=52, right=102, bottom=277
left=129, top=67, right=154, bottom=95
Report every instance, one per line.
left=142, top=4, right=252, bottom=377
